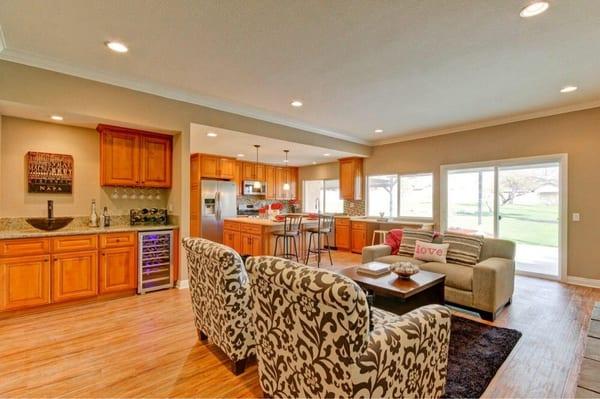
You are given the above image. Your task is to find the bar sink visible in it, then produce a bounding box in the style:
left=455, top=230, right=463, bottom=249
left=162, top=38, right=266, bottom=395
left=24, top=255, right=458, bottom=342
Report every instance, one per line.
left=25, top=217, right=74, bottom=231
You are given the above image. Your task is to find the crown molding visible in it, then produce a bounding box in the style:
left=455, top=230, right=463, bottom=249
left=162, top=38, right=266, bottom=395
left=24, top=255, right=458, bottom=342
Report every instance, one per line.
left=373, top=99, right=600, bottom=146
left=0, top=46, right=370, bottom=146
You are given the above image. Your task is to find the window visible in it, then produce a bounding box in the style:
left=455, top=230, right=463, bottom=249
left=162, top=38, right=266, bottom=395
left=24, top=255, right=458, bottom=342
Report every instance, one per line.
left=367, top=175, right=398, bottom=217
left=303, top=179, right=344, bottom=213
left=399, top=174, right=433, bottom=218
left=367, top=173, right=433, bottom=218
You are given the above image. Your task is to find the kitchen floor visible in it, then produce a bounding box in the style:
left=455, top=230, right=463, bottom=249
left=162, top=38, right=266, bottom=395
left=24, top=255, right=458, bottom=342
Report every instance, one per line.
left=0, top=251, right=598, bottom=398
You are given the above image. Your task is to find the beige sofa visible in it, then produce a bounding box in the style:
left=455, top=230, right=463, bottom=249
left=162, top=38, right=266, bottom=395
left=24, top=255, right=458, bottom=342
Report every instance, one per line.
left=362, top=236, right=516, bottom=320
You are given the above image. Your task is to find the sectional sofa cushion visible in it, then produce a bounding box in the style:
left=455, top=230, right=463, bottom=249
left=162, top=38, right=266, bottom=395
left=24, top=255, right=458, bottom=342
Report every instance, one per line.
left=374, top=255, right=426, bottom=266
left=419, top=262, right=473, bottom=291
left=443, top=231, right=485, bottom=266
left=398, top=228, right=435, bottom=256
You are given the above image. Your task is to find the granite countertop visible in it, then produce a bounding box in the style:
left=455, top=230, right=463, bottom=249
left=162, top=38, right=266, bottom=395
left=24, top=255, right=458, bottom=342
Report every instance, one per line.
left=225, top=216, right=319, bottom=227
left=0, top=224, right=179, bottom=240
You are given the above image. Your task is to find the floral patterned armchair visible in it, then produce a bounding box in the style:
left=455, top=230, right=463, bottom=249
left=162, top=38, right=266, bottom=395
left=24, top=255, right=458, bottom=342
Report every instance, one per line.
left=245, top=256, right=451, bottom=398
left=182, top=237, right=255, bottom=374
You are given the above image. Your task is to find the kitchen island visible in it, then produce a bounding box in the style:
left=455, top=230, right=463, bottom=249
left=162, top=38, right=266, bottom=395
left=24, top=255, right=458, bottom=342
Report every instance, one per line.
left=223, top=216, right=319, bottom=257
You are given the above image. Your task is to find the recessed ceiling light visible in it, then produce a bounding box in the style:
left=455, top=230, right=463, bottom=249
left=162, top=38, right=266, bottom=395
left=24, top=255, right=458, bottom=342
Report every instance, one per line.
left=290, top=100, right=303, bottom=107
left=374, top=129, right=383, bottom=133
left=560, top=85, right=578, bottom=93
left=207, top=132, right=217, bottom=137
left=236, top=153, right=244, bottom=157
left=324, top=153, right=331, bottom=157
left=105, top=41, right=129, bottom=53
left=283, top=159, right=289, bottom=163
left=520, top=2, right=549, bottom=18
left=50, top=115, right=63, bottom=121
left=312, top=161, right=317, bottom=165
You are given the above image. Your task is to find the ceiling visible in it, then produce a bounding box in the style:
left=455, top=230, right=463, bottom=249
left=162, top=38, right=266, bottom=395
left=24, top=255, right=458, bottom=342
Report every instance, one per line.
left=190, top=123, right=356, bottom=166
left=1, top=1, right=599, bottom=145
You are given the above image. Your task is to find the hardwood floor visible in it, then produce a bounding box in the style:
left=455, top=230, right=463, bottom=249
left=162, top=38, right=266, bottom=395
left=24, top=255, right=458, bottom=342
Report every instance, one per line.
left=0, top=251, right=599, bottom=398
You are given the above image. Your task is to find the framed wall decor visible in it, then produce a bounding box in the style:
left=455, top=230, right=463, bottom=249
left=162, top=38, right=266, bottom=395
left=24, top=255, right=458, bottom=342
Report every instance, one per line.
left=27, top=151, right=74, bottom=193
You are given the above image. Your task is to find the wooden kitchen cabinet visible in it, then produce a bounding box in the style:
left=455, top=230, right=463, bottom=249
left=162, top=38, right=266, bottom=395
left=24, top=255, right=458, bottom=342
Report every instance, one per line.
left=223, top=229, right=242, bottom=253
left=99, top=246, right=137, bottom=294
left=200, top=154, right=236, bottom=180
left=99, top=233, right=137, bottom=294
left=1, top=255, right=51, bottom=311
left=51, top=235, right=98, bottom=253
left=51, top=251, right=98, bottom=303
left=335, top=218, right=351, bottom=251
left=240, top=233, right=262, bottom=256
left=98, top=124, right=172, bottom=188
left=265, top=165, right=276, bottom=199
left=339, top=157, right=363, bottom=200
left=141, top=134, right=172, bottom=187
left=234, top=161, right=244, bottom=195
left=350, top=221, right=377, bottom=254
left=242, top=162, right=265, bottom=181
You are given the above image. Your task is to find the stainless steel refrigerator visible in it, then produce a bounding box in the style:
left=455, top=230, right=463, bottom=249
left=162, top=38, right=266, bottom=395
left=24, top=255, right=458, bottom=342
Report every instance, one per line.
left=201, top=180, right=237, bottom=243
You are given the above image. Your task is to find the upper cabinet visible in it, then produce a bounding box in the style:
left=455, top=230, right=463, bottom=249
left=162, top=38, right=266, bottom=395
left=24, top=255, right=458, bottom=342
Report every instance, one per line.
left=98, top=124, right=172, bottom=188
left=242, top=162, right=265, bottom=181
left=199, top=154, right=236, bottom=180
left=339, top=157, right=363, bottom=200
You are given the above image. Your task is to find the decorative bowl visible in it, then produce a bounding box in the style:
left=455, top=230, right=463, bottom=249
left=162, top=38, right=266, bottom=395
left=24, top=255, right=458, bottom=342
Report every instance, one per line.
left=390, top=262, right=420, bottom=279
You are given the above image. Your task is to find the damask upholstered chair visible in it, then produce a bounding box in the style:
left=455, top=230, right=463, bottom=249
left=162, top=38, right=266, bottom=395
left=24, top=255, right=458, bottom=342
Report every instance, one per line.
left=182, top=237, right=255, bottom=375
left=245, top=256, right=452, bottom=399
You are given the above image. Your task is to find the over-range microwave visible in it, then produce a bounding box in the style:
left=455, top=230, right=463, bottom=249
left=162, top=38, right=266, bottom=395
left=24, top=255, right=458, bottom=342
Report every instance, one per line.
left=243, top=180, right=267, bottom=195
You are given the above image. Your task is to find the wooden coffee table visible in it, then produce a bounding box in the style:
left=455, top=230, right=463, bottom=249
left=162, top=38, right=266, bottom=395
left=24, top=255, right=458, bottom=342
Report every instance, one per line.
left=338, top=262, right=446, bottom=316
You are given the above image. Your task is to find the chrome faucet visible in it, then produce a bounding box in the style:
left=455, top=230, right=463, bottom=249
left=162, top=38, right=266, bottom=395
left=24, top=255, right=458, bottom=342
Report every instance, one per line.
left=47, top=200, right=54, bottom=220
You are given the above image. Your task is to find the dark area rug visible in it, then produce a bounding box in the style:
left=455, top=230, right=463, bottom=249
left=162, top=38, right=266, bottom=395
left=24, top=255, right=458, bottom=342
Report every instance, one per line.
left=443, top=315, right=522, bottom=398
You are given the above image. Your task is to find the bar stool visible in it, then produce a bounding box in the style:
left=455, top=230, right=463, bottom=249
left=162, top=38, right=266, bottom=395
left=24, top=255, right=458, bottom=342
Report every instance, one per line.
left=273, top=214, right=303, bottom=261
left=371, top=229, right=388, bottom=245
left=304, top=214, right=334, bottom=267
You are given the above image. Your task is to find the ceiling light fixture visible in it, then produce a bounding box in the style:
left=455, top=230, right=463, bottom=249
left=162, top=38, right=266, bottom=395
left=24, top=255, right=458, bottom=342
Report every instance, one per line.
left=207, top=132, right=217, bottom=137
left=253, top=145, right=262, bottom=188
left=105, top=41, right=129, bottom=53
left=50, top=115, right=64, bottom=121
left=312, top=161, right=317, bottom=165
left=290, top=100, right=303, bottom=107
left=323, top=153, right=331, bottom=157
left=374, top=129, right=383, bottom=133
left=237, top=153, right=245, bottom=157
left=519, top=1, right=549, bottom=18
left=283, top=150, right=290, bottom=191
left=560, top=85, right=578, bottom=93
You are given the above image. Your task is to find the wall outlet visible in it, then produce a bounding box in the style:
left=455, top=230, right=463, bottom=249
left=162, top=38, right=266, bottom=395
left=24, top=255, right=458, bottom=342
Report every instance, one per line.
left=572, top=213, right=580, bottom=222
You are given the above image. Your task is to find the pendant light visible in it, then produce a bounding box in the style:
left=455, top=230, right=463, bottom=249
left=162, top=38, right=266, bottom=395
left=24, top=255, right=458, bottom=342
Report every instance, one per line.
left=283, top=150, right=290, bottom=191
left=253, top=145, right=262, bottom=188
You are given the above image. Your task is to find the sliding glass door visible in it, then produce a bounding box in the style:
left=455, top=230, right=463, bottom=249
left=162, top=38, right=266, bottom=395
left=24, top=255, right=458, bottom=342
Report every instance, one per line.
left=442, top=156, right=565, bottom=280
left=498, top=163, right=560, bottom=276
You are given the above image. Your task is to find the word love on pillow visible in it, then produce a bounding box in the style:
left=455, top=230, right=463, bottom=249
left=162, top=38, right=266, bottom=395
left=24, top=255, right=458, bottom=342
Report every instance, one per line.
left=413, top=240, right=449, bottom=263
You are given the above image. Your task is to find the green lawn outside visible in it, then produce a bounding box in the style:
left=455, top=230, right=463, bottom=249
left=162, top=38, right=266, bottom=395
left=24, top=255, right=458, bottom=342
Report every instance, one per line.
left=453, top=203, right=558, bottom=247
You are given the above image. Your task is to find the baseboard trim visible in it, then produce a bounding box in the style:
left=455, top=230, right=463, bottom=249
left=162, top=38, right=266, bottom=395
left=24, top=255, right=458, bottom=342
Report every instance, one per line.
left=176, top=279, right=189, bottom=289
left=567, top=276, right=600, bottom=288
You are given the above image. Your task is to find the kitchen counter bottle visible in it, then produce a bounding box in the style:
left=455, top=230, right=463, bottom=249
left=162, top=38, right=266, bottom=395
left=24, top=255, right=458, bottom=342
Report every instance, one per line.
left=89, top=199, right=99, bottom=227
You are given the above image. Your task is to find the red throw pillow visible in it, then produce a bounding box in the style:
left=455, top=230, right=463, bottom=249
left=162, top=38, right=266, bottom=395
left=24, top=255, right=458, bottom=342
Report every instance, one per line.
left=384, top=229, right=403, bottom=255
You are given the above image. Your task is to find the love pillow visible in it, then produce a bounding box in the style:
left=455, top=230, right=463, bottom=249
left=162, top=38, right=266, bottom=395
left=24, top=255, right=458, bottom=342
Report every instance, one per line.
left=413, top=240, right=449, bottom=263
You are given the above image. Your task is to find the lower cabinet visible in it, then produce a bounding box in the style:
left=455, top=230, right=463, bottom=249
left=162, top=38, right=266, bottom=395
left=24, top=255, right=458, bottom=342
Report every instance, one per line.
left=99, top=233, right=137, bottom=294
left=241, top=233, right=262, bottom=256
left=223, top=229, right=242, bottom=253
left=335, top=218, right=351, bottom=251
left=0, top=255, right=51, bottom=311
left=52, top=250, right=98, bottom=303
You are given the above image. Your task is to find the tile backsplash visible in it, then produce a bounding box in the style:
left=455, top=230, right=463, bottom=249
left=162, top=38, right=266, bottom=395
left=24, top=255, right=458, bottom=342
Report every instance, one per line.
left=344, top=200, right=366, bottom=216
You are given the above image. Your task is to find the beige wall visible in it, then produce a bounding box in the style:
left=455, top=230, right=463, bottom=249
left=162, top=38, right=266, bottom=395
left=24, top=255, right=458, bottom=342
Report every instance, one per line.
left=365, top=107, right=600, bottom=280
left=0, top=116, right=167, bottom=218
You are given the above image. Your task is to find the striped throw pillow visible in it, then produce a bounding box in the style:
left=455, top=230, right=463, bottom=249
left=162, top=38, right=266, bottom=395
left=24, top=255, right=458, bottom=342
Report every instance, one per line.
left=398, top=229, right=435, bottom=256
left=443, top=231, right=485, bottom=266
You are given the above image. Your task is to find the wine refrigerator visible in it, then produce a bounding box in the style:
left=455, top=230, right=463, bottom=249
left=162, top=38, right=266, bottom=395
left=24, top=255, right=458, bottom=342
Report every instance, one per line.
left=138, top=230, right=174, bottom=294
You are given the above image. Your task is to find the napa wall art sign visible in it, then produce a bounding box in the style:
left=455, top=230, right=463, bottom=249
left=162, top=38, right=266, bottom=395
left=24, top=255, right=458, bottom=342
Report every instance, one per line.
left=27, top=151, right=74, bottom=193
